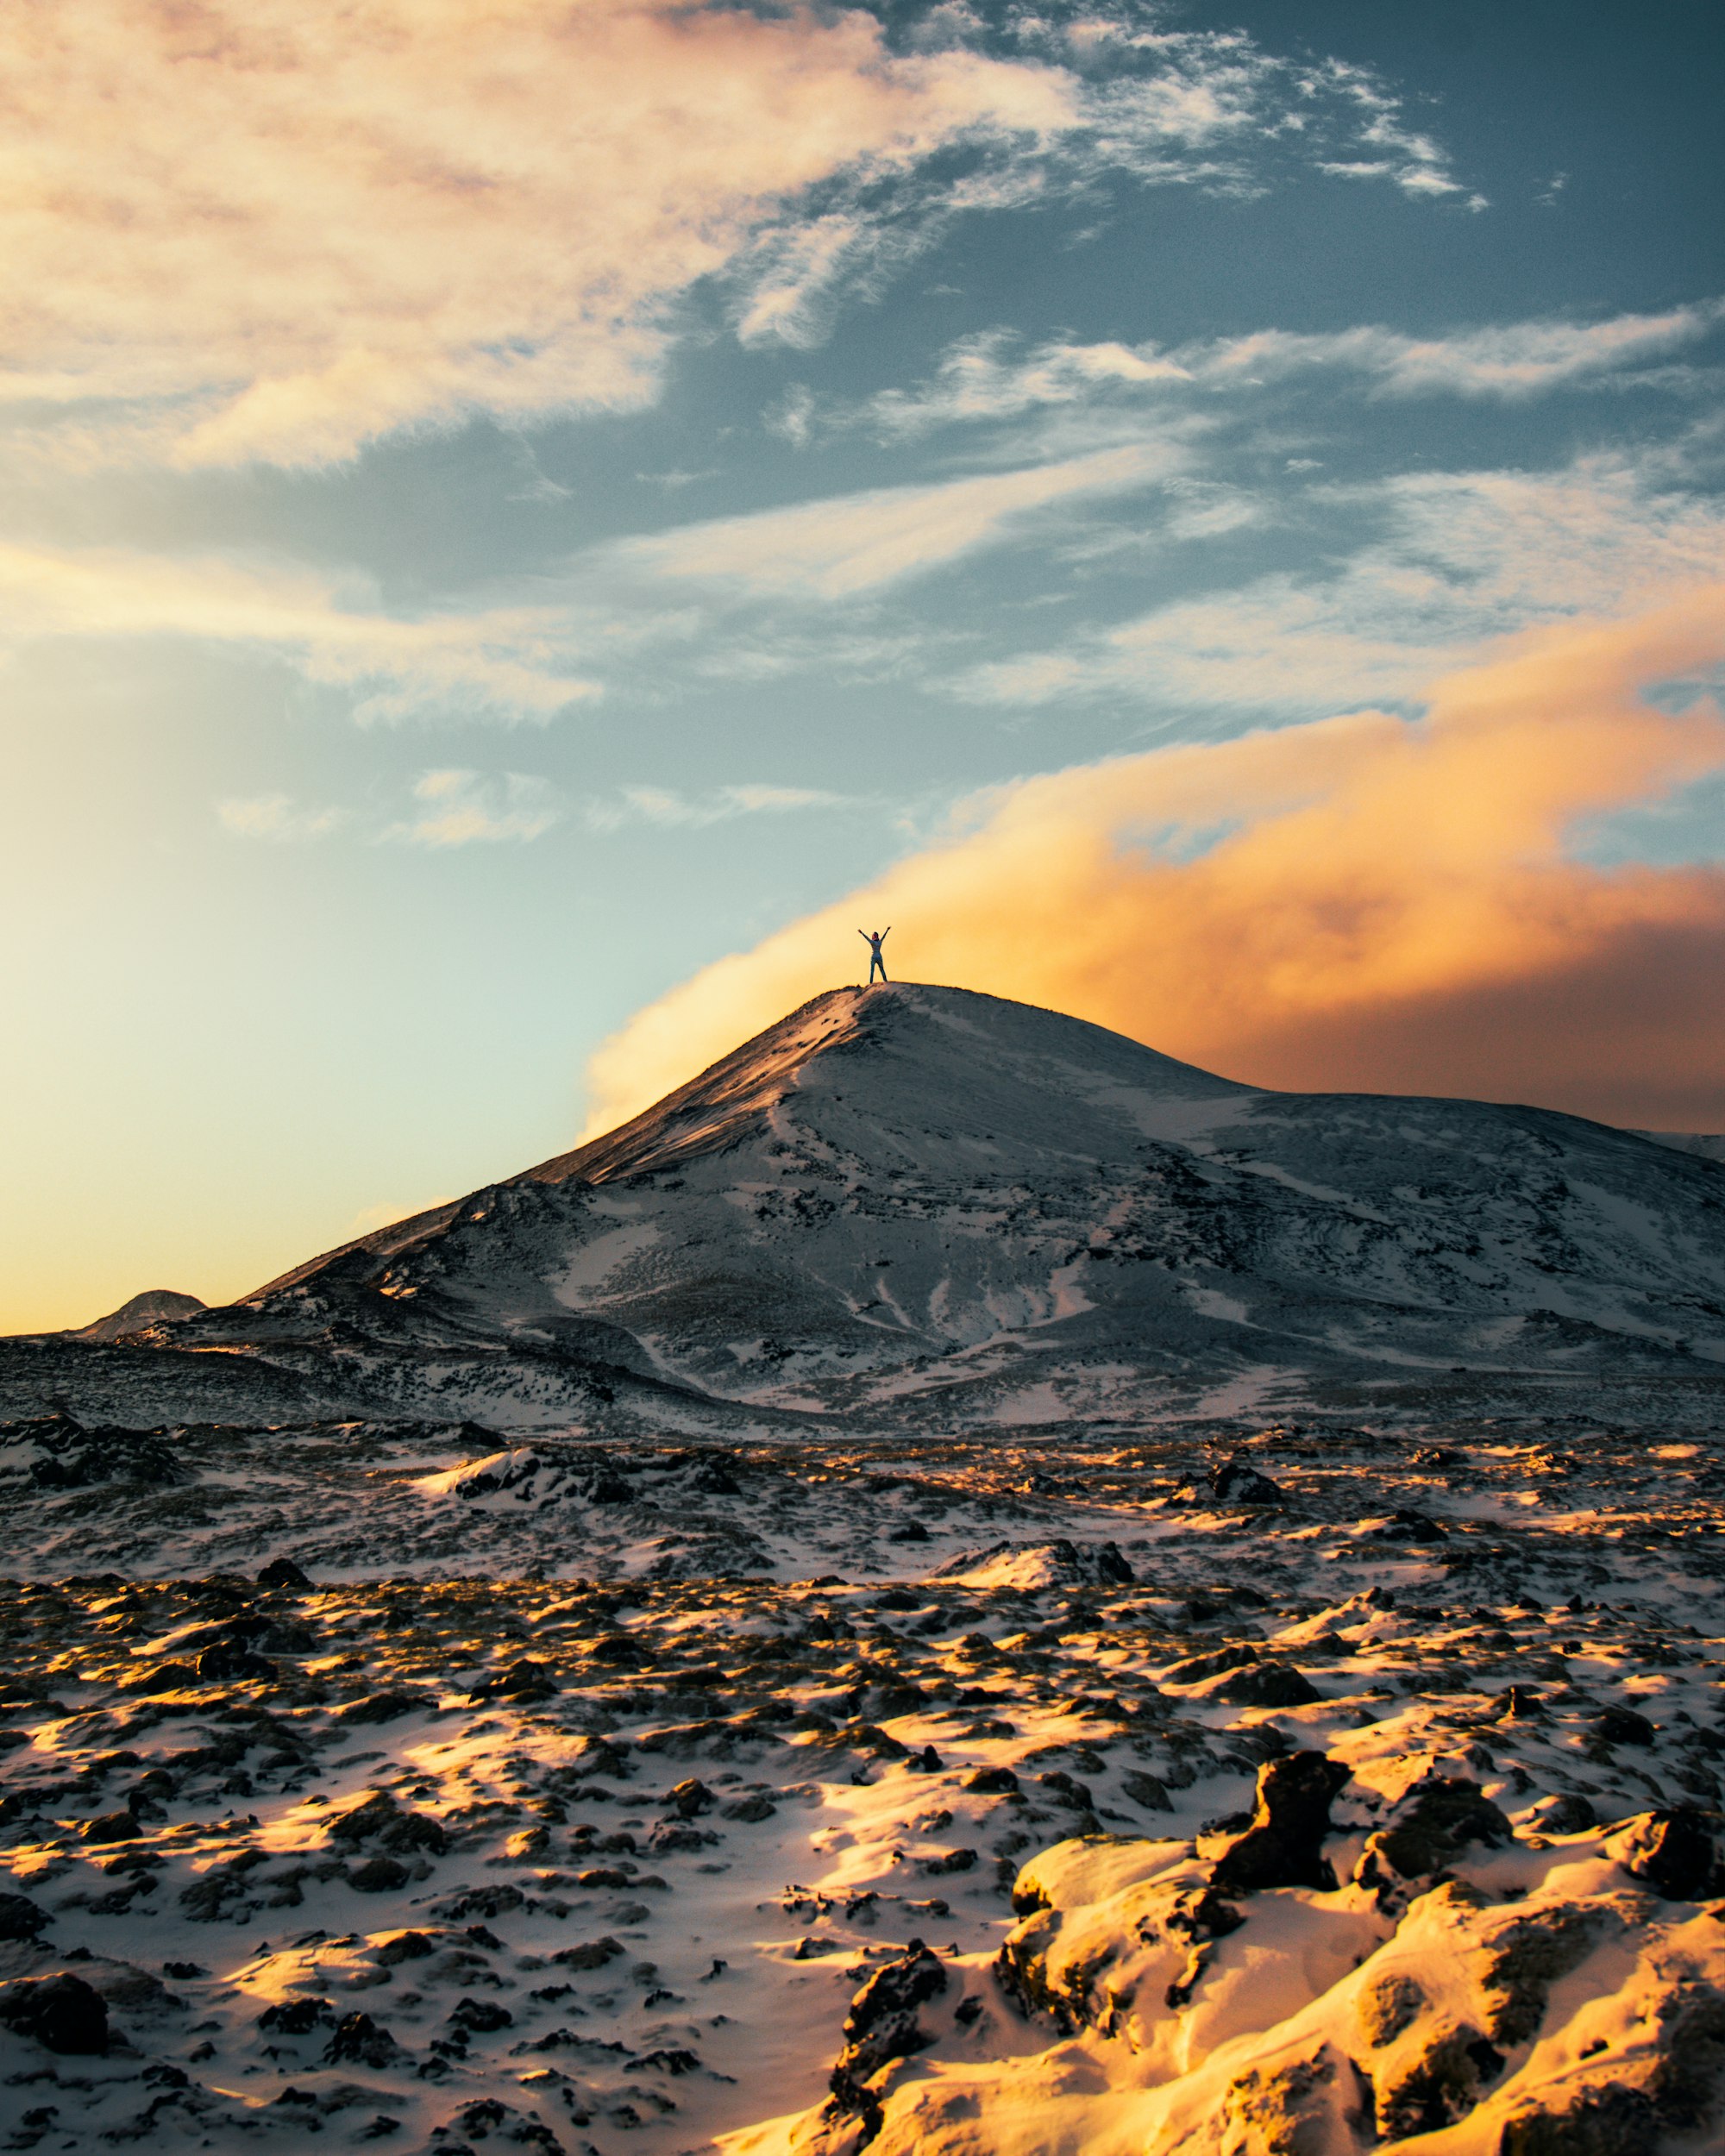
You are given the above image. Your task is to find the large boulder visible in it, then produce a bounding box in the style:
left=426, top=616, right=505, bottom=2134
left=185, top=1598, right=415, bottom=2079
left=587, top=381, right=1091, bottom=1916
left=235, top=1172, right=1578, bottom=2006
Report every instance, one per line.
left=1609, top=1808, right=1722, bottom=1901
left=0, top=1973, right=109, bottom=2054
left=1208, top=1459, right=1283, bottom=1506
left=1358, top=1776, right=1513, bottom=1886
left=1212, top=1752, right=1352, bottom=1895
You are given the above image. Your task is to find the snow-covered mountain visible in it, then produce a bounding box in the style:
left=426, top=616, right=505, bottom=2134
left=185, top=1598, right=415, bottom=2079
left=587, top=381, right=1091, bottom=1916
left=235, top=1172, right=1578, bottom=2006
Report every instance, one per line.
left=72, top=1288, right=205, bottom=1343
left=38, top=979, right=1716, bottom=1432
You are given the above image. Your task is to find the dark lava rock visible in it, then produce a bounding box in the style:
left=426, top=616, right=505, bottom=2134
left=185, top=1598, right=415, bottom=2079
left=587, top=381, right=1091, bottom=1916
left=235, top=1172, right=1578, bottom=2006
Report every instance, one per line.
left=1377, top=2023, right=1508, bottom=2140
left=664, top=1777, right=717, bottom=1819
left=448, top=1996, right=513, bottom=2034
left=649, top=1821, right=715, bottom=1854
left=1208, top=1459, right=1283, bottom=1506
left=256, top=1557, right=312, bottom=1591
left=1121, top=1769, right=1173, bottom=1813
left=1596, top=1706, right=1656, bottom=1748
left=1367, top=1508, right=1448, bottom=1542
left=720, top=1793, right=778, bottom=1822
left=1214, top=1663, right=1320, bottom=1708
left=1088, top=1540, right=1134, bottom=1583
left=920, top=1848, right=978, bottom=1876
left=965, top=1766, right=1019, bottom=1795
left=0, top=1973, right=109, bottom=2054
left=1613, top=1807, right=1722, bottom=1901
left=375, top=1932, right=436, bottom=1965
left=3, top=1414, right=185, bottom=1490
left=434, top=1884, right=524, bottom=1922
left=1496, top=2082, right=1659, bottom=2154
left=549, top=1937, right=624, bottom=1971
left=336, top=1691, right=425, bottom=1726
left=197, top=1639, right=276, bottom=1683
left=850, top=1680, right=927, bottom=1720
left=1164, top=1643, right=1258, bottom=1685
left=887, top=1520, right=931, bottom=1543
left=325, top=2011, right=401, bottom=2067
left=258, top=1996, right=333, bottom=2035
left=1212, top=1751, right=1352, bottom=1895
left=81, top=1811, right=140, bottom=1845
left=1478, top=1903, right=1612, bottom=2046
left=1362, top=1777, right=1513, bottom=1883
left=822, top=1940, right=949, bottom=2137
left=470, top=1658, right=558, bottom=1703
left=349, top=1857, right=412, bottom=1894
left=0, top=1894, right=49, bottom=1943
left=586, top=1473, right=633, bottom=1505
left=682, top=1458, right=741, bottom=1495
left=1535, top=1794, right=1598, bottom=1834
left=628, top=2046, right=703, bottom=2076
left=327, top=1791, right=448, bottom=1858
left=116, top=1658, right=200, bottom=1695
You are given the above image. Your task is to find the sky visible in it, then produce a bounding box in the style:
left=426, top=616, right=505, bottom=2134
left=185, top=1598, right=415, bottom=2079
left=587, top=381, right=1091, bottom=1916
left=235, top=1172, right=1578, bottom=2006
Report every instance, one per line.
left=4, top=0, right=1725, bottom=1332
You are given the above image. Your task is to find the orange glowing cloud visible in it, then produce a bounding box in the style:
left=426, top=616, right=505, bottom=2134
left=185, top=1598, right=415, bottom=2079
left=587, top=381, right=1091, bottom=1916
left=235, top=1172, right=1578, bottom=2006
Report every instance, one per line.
left=582, top=586, right=1725, bottom=1135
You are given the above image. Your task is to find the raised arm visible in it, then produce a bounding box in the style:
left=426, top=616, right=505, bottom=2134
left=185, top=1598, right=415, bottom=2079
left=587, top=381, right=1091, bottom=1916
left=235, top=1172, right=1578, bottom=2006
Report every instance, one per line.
left=881, top=927, right=890, bottom=940
left=857, top=929, right=869, bottom=942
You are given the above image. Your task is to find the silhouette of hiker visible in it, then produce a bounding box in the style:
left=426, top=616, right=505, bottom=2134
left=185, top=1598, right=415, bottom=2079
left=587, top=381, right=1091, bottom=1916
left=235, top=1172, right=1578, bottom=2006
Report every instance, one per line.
left=859, top=926, right=890, bottom=983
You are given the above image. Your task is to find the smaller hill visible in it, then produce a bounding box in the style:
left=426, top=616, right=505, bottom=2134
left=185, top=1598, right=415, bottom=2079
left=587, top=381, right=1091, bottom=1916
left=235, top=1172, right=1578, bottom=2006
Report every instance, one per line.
left=73, top=1289, right=206, bottom=1344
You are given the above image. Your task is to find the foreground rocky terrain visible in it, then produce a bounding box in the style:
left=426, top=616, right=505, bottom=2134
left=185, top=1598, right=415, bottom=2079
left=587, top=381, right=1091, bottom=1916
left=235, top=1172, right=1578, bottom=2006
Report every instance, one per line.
left=4, top=986, right=1725, bottom=2147
left=1, top=1414, right=1723, bottom=2153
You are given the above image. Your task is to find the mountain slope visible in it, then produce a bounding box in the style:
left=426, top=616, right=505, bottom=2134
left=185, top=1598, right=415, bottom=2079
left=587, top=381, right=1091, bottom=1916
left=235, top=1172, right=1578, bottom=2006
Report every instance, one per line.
left=119, top=981, right=1725, bottom=1429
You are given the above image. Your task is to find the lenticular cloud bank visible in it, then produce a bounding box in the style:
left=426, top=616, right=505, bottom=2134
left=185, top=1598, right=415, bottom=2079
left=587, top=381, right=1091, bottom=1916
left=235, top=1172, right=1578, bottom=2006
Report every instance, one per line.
left=3, top=985, right=1725, bottom=2154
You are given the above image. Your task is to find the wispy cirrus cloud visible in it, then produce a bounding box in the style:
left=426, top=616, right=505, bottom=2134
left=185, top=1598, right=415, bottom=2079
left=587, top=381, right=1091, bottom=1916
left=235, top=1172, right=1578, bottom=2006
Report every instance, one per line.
left=382, top=769, right=563, bottom=849
left=219, top=775, right=850, bottom=849
left=860, top=304, right=1725, bottom=438
left=962, top=458, right=1725, bottom=715
left=627, top=439, right=1192, bottom=598
left=0, top=541, right=598, bottom=721
left=3, top=0, right=1476, bottom=469
left=219, top=770, right=565, bottom=849
left=586, top=783, right=850, bottom=831
left=216, top=795, right=348, bottom=843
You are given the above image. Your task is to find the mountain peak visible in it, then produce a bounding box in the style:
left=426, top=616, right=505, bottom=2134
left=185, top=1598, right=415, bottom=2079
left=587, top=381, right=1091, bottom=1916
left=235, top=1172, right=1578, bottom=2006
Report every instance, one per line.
left=530, top=981, right=1245, bottom=1193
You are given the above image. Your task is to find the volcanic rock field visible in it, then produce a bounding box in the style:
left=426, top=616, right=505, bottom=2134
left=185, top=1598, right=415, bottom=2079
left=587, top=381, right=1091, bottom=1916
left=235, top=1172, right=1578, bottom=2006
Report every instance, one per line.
left=3, top=987, right=1725, bottom=2153
left=1, top=1417, right=1724, bottom=2153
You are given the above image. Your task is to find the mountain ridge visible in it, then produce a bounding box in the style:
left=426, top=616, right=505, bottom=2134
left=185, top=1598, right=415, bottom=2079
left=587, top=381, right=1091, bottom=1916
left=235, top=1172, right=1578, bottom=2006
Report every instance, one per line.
left=9, top=982, right=1725, bottom=1432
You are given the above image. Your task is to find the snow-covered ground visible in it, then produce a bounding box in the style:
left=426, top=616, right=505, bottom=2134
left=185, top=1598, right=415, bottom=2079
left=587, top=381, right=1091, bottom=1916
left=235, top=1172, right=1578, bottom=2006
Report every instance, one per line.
left=3, top=987, right=1725, bottom=2150
left=1, top=1420, right=1723, bottom=2152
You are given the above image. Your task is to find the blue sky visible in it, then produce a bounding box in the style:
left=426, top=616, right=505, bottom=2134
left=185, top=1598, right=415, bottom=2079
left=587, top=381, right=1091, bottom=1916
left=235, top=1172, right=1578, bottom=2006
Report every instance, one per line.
left=5, top=0, right=1724, bottom=1329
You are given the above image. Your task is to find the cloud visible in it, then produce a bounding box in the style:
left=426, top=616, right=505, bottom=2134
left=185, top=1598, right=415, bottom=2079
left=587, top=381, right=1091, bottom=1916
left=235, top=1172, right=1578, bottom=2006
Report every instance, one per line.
left=962, top=459, right=1725, bottom=713
left=217, top=794, right=347, bottom=842
left=585, top=783, right=850, bottom=831
left=862, top=304, right=1725, bottom=436
left=3, top=0, right=1474, bottom=467
left=1308, top=61, right=1481, bottom=204
left=580, top=587, right=1725, bottom=1138
left=628, top=441, right=1189, bottom=597
left=0, top=540, right=598, bottom=720
left=382, top=769, right=561, bottom=847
